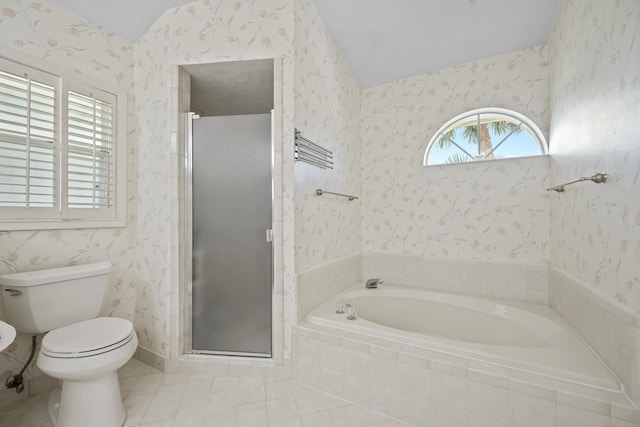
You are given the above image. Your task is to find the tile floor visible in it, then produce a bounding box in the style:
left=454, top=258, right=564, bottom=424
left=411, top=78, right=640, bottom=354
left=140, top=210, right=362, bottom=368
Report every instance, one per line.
left=0, top=359, right=408, bottom=427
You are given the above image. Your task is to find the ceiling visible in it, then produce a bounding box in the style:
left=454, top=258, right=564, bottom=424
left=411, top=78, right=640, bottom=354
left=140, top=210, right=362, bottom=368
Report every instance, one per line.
left=313, top=0, right=559, bottom=87
left=49, top=0, right=559, bottom=88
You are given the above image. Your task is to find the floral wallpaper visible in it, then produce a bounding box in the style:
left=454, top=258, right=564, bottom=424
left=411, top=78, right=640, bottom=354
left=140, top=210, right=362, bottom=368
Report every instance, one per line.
left=292, top=0, right=362, bottom=333
left=133, top=0, right=295, bottom=358
left=0, top=0, right=136, bottom=388
left=361, top=46, right=551, bottom=263
left=293, top=0, right=361, bottom=273
left=548, top=0, right=640, bottom=312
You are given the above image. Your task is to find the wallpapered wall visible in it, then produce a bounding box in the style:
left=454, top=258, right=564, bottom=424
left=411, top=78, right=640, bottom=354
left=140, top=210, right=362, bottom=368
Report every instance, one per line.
left=361, top=46, right=551, bottom=263
left=293, top=0, right=361, bottom=273
left=292, top=0, right=362, bottom=321
left=133, top=0, right=295, bottom=358
left=548, top=0, right=640, bottom=311
left=0, top=0, right=136, bottom=387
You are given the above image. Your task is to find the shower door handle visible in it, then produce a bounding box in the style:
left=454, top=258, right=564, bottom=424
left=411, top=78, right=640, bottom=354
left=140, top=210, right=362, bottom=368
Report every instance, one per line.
left=266, top=229, right=273, bottom=242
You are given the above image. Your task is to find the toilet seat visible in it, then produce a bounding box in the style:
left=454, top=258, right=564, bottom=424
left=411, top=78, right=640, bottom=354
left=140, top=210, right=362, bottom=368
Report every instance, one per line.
left=41, top=317, right=134, bottom=359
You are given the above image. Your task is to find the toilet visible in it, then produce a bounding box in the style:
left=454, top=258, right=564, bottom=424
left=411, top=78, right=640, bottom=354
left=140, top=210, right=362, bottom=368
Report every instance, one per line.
left=0, top=262, right=138, bottom=427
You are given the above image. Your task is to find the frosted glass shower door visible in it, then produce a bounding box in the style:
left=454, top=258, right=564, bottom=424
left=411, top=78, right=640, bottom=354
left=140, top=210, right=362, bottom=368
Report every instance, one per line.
left=191, top=114, right=272, bottom=357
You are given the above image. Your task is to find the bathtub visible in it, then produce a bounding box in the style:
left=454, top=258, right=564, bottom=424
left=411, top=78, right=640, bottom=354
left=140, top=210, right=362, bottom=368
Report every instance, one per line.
left=306, top=284, right=621, bottom=392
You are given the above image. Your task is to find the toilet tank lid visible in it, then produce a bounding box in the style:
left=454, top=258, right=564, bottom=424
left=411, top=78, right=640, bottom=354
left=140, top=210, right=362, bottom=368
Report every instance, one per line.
left=0, top=262, right=112, bottom=287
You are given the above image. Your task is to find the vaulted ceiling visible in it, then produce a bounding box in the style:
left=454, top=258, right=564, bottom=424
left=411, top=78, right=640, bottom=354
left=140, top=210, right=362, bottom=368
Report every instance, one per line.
left=48, top=0, right=559, bottom=87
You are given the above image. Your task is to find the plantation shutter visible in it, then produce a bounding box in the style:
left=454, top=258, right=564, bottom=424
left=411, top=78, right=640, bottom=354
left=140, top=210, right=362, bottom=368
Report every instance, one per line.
left=63, top=87, right=116, bottom=219
left=0, top=57, right=124, bottom=229
left=0, top=63, right=58, bottom=219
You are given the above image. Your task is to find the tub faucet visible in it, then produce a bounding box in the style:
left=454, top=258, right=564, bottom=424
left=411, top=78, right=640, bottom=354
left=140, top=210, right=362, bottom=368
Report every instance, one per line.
left=366, top=278, right=383, bottom=289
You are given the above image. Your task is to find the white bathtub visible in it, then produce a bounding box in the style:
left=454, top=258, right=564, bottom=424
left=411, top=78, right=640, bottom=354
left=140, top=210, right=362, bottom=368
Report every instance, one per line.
left=306, top=285, right=621, bottom=392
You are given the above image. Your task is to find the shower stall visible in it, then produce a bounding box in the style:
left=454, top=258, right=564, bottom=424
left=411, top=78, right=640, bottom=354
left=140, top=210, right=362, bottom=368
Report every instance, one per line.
left=181, top=59, right=275, bottom=358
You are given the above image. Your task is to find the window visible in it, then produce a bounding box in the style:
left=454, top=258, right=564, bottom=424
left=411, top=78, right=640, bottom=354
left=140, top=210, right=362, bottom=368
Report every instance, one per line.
left=424, top=108, right=547, bottom=166
left=0, top=56, right=125, bottom=229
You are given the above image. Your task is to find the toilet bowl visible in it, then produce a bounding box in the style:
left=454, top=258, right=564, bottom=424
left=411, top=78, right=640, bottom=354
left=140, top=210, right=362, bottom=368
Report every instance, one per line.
left=37, top=317, right=138, bottom=427
left=0, top=262, right=138, bottom=427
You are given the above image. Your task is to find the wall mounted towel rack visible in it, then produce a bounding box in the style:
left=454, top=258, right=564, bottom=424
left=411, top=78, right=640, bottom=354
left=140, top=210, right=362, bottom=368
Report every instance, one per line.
left=316, top=189, right=358, bottom=201
left=294, top=129, right=333, bottom=169
left=546, top=172, right=608, bottom=193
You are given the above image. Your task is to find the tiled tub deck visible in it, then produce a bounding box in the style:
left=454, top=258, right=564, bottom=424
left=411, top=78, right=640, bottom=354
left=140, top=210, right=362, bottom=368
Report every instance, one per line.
left=292, top=323, right=640, bottom=427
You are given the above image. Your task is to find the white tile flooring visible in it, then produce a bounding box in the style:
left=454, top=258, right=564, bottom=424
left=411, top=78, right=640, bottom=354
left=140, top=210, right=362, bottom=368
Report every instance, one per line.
left=0, top=359, right=409, bottom=427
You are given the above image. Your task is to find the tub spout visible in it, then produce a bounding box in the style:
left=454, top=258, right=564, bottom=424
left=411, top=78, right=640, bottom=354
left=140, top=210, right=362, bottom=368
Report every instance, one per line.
left=366, top=278, right=383, bottom=289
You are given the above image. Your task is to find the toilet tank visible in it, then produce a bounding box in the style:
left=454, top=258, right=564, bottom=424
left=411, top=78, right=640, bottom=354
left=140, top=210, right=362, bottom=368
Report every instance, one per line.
left=0, top=262, right=112, bottom=334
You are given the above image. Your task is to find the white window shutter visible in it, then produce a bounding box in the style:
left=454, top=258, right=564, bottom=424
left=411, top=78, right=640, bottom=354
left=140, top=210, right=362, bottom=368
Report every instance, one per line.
left=0, top=65, right=58, bottom=219
left=0, top=56, right=125, bottom=229
left=62, top=87, right=116, bottom=219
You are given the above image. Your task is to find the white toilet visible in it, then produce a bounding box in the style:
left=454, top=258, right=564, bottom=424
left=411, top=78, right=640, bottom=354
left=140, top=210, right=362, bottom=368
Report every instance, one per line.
left=0, top=262, right=138, bottom=427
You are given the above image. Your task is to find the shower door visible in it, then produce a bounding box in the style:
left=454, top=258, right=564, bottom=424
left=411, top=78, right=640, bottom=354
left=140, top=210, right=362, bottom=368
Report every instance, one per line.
left=191, top=113, right=272, bottom=357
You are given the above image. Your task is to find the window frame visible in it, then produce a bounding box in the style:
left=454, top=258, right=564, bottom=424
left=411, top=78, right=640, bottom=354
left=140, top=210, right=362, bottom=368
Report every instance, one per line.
left=0, top=51, right=126, bottom=231
left=423, top=107, right=548, bottom=167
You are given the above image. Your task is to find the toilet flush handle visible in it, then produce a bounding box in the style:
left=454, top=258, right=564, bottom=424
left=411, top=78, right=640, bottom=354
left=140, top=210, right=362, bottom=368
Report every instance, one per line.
left=4, top=289, right=22, bottom=296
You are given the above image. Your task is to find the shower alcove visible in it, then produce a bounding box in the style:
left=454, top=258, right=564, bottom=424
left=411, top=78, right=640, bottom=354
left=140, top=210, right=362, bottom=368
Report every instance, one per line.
left=168, top=58, right=286, bottom=367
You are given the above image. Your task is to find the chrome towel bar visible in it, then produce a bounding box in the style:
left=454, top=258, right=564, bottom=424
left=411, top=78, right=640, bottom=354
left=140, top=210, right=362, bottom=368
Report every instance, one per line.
left=294, top=129, right=334, bottom=169
left=547, top=172, right=607, bottom=193
left=316, top=189, right=358, bottom=201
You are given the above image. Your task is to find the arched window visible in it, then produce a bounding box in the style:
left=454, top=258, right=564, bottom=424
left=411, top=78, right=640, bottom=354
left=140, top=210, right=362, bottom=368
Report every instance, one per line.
left=423, top=108, right=547, bottom=166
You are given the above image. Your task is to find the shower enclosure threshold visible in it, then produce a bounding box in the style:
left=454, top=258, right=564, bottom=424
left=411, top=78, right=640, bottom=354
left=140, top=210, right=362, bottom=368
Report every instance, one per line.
left=191, top=349, right=272, bottom=358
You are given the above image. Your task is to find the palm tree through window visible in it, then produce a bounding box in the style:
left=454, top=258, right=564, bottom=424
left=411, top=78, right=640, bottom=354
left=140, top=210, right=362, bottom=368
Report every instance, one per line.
left=424, top=108, right=547, bottom=166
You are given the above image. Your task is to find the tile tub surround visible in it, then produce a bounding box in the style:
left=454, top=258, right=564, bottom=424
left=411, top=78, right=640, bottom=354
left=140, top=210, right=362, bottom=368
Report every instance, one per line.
left=297, top=254, right=363, bottom=321
left=307, top=285, right=620, bottom=391
left=550, top=267, right=640, bottom=407
left=292, top=324, right=640, bottom=427
left=0, top=358, right=407, bottom=427
left=363, top=253, right=549, bottom=304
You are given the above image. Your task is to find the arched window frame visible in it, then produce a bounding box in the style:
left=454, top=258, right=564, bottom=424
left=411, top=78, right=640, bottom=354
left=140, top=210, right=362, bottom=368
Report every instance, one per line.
left=423, top=107, right=548, bottom=166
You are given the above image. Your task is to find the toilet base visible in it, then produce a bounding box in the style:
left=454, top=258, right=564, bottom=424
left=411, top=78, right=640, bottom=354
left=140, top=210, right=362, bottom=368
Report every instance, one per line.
left=49, top=372, right=126, bottom=427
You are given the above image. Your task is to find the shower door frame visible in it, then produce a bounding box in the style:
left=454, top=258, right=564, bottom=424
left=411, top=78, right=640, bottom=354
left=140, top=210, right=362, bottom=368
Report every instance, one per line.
left=173, top=58, right=284, bottom=362
left=185, top=112, right=274, bottom=358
